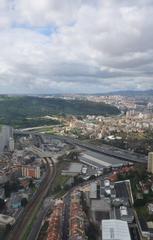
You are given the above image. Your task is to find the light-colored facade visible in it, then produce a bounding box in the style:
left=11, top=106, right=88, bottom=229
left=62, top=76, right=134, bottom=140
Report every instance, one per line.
left=148, top=152, right=153, bottom=173
left=0, top=214, right=15, bottom=226
left=0, top=125, right=13, bottom=153
left=21, top=166, right=40, bottom=179
left=9, top=137, right=14, bottom=152
left=102, top=219, right=131, bottom=240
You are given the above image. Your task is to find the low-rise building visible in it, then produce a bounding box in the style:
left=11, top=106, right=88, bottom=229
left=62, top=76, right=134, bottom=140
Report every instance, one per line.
left=0, top=214, right=15, bottom=226
left=102, top=219, right=131, bottom=240
left=21, top=165, right=40, bottom=179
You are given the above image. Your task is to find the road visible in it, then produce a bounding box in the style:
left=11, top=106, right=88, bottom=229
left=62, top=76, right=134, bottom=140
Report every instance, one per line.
left=5, top=157, right=56, bottom=240
left=60, top=137, right=147, bottom=164
left=27, top=206, right=49, bottom=240
left=15, top=130, right=147, bottom=164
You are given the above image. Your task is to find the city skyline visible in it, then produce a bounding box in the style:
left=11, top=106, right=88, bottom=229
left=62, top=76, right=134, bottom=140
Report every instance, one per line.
left=0, top=0, right=153, bottom=93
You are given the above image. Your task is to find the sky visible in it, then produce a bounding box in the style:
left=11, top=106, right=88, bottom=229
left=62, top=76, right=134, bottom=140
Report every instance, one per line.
left=0, top=0, right=153, bottom=94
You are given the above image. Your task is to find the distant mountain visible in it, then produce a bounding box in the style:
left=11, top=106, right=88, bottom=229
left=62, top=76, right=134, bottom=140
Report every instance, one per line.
left=93, top=89, right=153, bottom=97
left=37, top=89, right=153, bottom=97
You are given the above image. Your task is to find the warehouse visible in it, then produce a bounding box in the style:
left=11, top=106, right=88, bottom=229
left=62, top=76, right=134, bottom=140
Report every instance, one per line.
left=79, top=150, right=130, bottom=169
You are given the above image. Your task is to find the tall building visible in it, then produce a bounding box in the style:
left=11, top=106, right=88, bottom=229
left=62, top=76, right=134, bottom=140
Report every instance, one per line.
left=0, top=125, right=13, bottom=153
left=147, top=152, right=153, bottom=173
left=9, top=138, right=14, bottom=152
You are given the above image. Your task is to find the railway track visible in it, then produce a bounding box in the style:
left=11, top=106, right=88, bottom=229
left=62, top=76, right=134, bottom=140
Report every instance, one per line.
left=6, top=157, right=56, bottom=240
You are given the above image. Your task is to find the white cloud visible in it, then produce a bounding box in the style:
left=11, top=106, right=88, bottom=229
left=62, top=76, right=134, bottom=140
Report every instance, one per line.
left=0, top=0, right=153, bottom=93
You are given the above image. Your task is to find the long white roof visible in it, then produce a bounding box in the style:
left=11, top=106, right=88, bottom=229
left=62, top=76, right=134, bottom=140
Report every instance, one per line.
left=102, top=219, right=131, bottom=240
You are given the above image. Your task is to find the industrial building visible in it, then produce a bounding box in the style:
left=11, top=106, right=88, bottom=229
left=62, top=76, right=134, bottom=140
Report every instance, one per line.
left=102, top=219, right=131, bottom=240
left=79, top=150, right=130, bottom=170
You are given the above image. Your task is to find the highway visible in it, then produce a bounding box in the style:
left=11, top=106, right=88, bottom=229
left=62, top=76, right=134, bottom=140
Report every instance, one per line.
left=5, top=156, right=56, bottom=240
left=41, top=134, right=147, bottom=164
left=64, top=138, right=147, bottom=164
left=15, top=130, right=147, bottom=164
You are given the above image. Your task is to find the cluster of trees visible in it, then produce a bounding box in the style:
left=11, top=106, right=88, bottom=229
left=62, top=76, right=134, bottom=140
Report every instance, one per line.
left=0, top=96, right=120, bottom=128
left=102, top=129, right=153, bottom=155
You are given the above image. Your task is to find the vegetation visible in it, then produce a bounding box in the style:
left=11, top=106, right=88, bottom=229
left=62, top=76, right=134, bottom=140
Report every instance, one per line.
left=53, top=175, right=70, bottom=193
left=86, top=222, right=99, bottom=240
left=0, top=95, right=120, bottom=128
left=117, top=165, right=153, bottom=221
left=91, top=129, right=153, bottom=155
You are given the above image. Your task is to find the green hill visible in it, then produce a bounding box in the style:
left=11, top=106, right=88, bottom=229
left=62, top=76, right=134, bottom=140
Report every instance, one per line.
left=0, top=96, right=120, bottom=128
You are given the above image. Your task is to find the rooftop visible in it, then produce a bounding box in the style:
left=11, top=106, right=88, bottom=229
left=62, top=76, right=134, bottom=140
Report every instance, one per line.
left=102, top=219, right=131, bottom=240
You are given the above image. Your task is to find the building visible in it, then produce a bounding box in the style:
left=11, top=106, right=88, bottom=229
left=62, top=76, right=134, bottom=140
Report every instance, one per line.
left=69, top=191, right=87, bottom=240
left=10, top=193, right=21, bottom=209
left=0, top=214, right=15, bottom=227
left=9, top=137, right=14, bottom=152
left=115, top=206, right=134, bottom=223
left=62, top=163, right=82, bottom=176
left=0, top=125, right=13, bottom=153
left=102, top=219, right=131, bottom=240
left=148, top=152, right=153, bottom=173
left=47, top=199, right=64, bottom=240
left=21, top=166, right=40, bottom=179
left=90, top=182, right=98, bottom=199
left=18, top=177, right=30, bottom=189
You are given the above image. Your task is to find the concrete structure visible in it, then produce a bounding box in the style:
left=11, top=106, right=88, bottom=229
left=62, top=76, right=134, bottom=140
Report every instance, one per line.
left=87, top=179, right=134, bottom=224
left=0, top=125, right=13, bottom=153
left=10, top=193, right=21, bottom=209
left=0, top=214, right=15, bottom=226
left=115, top=206, right=134, bottom=223
left=62, top=163, right=82, bottom=176
left=102, top=219, right=131, bottom=240
left=79, top=150, right=130, bottom=170
left=22, top=166, right=40, bottom=179
left=148, top=203, right=153, bottom=215
left=91, top=199, right=111, bottom=222
left=9, top=137, right=14, bottom=152
left=148, top=152, right=153, bottom=173
left=90, top=182, right=97, bottom=199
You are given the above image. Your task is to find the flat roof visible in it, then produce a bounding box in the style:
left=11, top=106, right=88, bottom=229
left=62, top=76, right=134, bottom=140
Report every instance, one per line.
left=91, top=199, right=111, bottom=212
left=90, top=182, right=97, bottom=199
left=114, top=181, right=129, bottom=199
left=68, top=163, right=82, bottom=173
left=102, top=219, right=131, bottom=240
left=80, top=150, right=130, bottom=168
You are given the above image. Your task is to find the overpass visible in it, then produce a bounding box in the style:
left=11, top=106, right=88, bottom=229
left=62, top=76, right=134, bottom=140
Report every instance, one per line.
left=15, top=130, right=147, bottom=164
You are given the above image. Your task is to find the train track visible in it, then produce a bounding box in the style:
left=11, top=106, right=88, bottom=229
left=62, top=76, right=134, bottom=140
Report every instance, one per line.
left=6, top=157, right=56, bottom=240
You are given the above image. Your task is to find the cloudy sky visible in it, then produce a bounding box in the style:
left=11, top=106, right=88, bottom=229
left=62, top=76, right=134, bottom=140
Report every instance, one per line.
left=0, top=0, right=153, bottom=93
